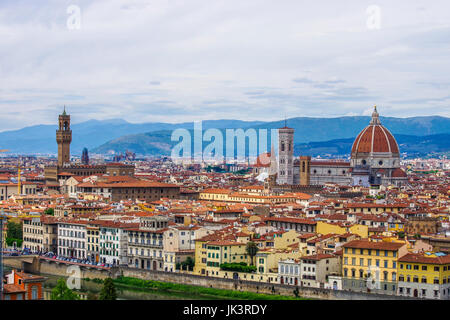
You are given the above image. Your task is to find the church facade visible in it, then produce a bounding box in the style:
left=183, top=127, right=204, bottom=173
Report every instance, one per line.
left=257, top=107, right=407, bottom=188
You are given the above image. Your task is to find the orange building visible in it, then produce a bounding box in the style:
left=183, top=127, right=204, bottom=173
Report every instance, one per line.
left=3, top=269, right=45, bottom=300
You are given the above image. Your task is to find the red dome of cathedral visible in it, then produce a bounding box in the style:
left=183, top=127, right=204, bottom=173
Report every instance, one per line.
left=351, top=107, right=399, bottom=155
left=254, top=152, right=271, bottom=167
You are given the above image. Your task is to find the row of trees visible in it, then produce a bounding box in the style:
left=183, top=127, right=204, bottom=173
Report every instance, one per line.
left=51, top=278, right=117, bottom=300
left=220, top=262, right=257, bottom=273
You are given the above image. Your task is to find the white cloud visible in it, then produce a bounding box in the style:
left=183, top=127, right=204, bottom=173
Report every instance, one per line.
left=0, top=0, right=449, bottom=131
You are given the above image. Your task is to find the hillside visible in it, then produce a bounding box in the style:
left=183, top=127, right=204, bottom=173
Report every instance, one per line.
left=1, top=115, right=449, bottom=156
left=93, top=129, right=450, bottom=158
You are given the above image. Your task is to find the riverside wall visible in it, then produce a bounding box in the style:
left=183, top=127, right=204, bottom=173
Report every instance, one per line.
left=4, top=258, right=416, bottom=300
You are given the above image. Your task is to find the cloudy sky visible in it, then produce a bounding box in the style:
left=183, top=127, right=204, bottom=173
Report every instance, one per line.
left=0, top=0, right=449, bottom=130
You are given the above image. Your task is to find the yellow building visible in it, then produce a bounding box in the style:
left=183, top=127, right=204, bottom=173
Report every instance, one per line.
left=255, top=248, right=303, bottom=277
left=341, top=239, right=407, bottom=295
left=273, top=229, right=301, bottom=249
left=193, top=235, right=250, bottom=276
left=316, top=221, right=368, bottom=238
left=199, top=188, right=297, bottom=204
left=86, top=224, right=100, bottom=263
left=397, top=252, right=450, bottom=300
left=204, top=240, right=249, bottom=276
left=193, top=237, right=209, bottom=276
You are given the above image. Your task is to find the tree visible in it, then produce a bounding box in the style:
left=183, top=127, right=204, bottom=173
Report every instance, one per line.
left=44, top=208, right=54, bottom=216
left=6, top=221, right=22, bottom=240
left=51, top=279, right=80, bottom=300
left=99, top=278, right=117, bottom=300
left=6, top=221, right=23, bottom=248
left=184, top=256, right=195, bottom=271
left=246, top=241, right=259, bottom=266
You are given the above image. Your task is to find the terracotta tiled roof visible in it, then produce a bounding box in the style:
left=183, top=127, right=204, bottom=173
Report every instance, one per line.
left=398, top=253, right=450, bottom=264
left=342, top=239, right=405, bottom=251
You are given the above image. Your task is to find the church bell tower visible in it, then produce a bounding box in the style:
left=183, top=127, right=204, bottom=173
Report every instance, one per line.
left=56, top=106, right=72, bottom=167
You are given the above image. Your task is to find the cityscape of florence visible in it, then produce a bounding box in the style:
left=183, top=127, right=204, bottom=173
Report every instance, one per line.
left=0, top=0, right=449, bottom=317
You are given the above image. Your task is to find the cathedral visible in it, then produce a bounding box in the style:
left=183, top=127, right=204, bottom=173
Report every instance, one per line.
left=256, top=106, right=408, bottom=188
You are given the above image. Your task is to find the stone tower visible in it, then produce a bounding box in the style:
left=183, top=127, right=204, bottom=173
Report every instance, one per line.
left=56, top=106, right=72, bottom=167
left=81, top=147, right=89, bottom=165
left=264, top=144, right=278, bottom=192
left=299, top=156, right=311, bottom=186
left=277, top=125, right=294, bottom=185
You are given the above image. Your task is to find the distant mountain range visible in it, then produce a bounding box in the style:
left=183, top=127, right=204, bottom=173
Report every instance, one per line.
left=1, top=116, right=449, bottom=157
left=0, top=119, right=264, bottom=154
left=294, top=133, right=450, bottom=158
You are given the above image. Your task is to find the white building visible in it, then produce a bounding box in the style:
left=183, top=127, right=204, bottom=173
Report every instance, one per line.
left=57, top=221, right=87, bottom=259
left=99, top=221, right=133, bottom=266
left=278, top=259, right=301, bottom=286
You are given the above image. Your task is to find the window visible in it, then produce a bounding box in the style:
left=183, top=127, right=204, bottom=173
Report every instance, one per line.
left=31, top=286, right=38, bottom=300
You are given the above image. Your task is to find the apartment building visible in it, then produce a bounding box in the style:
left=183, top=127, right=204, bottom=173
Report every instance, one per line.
left=86, top=223, right=100, bottom=263
left=57, top=220, right=87, bottom=259
left=341, top=239, right=407, bottom=295
left=300, top=253, right=341, bottom=288
left=125, top=216, right=168, bottom=270
left=99, top=221, right=136, bottom=266
left=41, top=217, right=58, bottom=254
left=22, top=217, right=43, bottom=252
left=163, top=225, right=209, bottom=272
left=397, top=252, right=450, bottom=300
